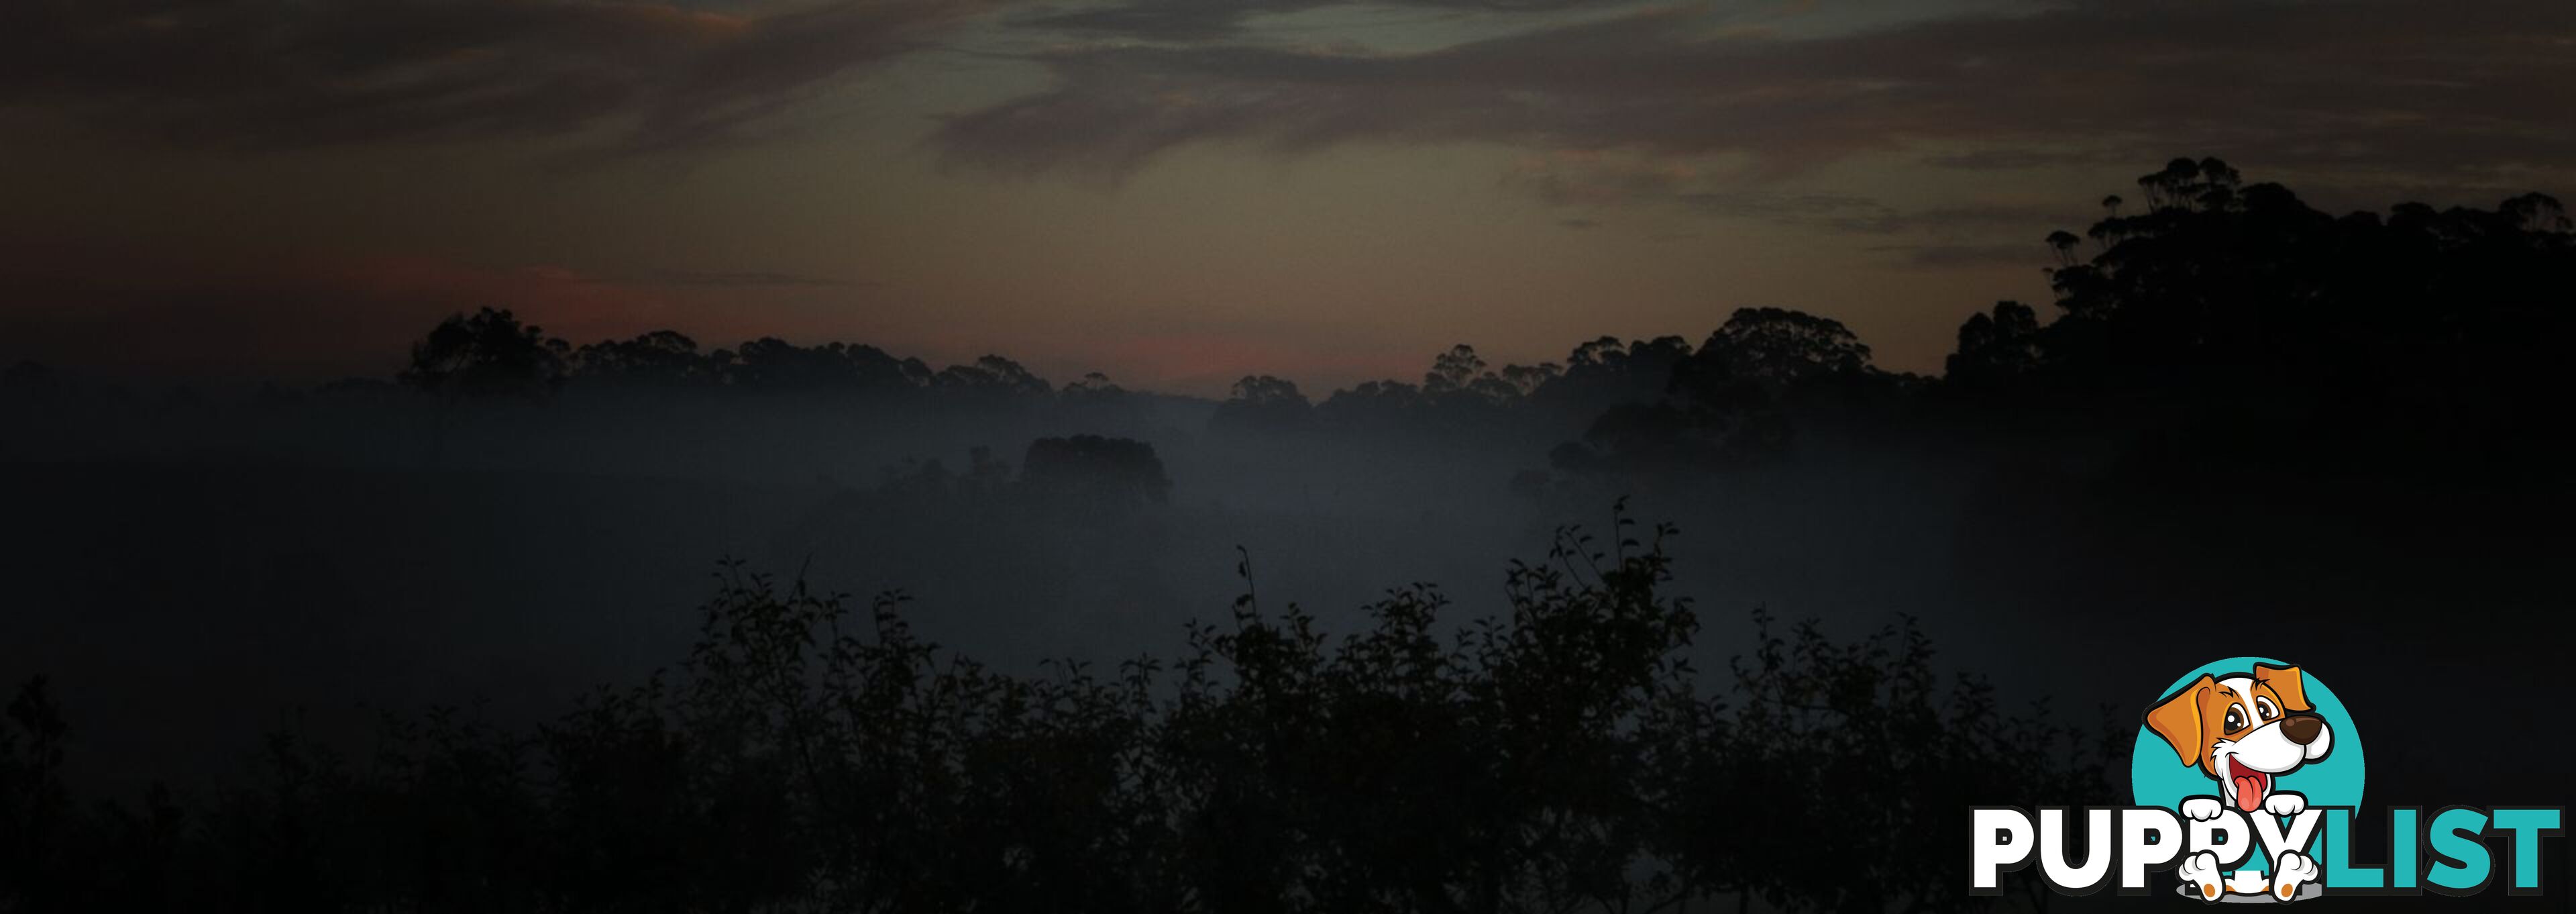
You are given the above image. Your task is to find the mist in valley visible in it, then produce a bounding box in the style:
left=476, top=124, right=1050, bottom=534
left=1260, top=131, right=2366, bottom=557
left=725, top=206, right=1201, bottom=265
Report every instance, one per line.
left=6, top=160, right=2573, bottom=909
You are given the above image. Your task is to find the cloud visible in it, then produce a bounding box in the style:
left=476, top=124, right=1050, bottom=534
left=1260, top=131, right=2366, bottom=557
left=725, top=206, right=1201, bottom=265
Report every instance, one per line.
left=1022, top=1, right=1284, bottom=42
left=0, top=0, right=995, bottom=152
left=1502, top=149, right=2081, bottom=234
left=936, top=0, right=2576, bottom=193
left=1023, top=0, right=1632, bottom=42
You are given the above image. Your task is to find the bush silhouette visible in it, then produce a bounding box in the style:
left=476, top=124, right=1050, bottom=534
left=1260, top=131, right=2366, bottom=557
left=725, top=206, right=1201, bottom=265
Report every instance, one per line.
left=0, top=508, right=2114, bottom=912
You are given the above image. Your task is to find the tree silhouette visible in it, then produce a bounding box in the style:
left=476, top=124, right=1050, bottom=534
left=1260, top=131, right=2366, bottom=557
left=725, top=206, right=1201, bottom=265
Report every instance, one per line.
left=1317, top=378, right=1426, bottom=431
left=1548, top=308, right=1883, bottom=476
left=934, top=355, right=1052, bottom=399
left=399, top=308, right=570, bottom=399
left=1944, top=301, right=2041, bottom=389
left=1212, top=374, right=1316, bottom=432
left=1061, top=371, right=1128, bottom=403
left=1945, top=158, right=2576, bottom=477
left=718, top=338, right=930, bottom=393
left=2045, top=230, right=2081, bottom=266
left=1421, top=344, right=1487, bottom=398
left=1526, top=336, right=1693, bottom=421
left=570, top=330, right=713, bottom=387
left=1684, top=307, right=1876, bottom=395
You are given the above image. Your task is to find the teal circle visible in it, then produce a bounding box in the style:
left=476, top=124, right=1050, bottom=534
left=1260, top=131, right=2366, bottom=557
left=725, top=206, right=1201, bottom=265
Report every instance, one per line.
left=2129, top=656, right=2366, bottom=870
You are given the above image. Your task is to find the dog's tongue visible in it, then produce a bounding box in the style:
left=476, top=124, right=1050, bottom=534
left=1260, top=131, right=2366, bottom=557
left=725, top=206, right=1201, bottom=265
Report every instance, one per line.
left=2233, top=766, right=2271, bottom=813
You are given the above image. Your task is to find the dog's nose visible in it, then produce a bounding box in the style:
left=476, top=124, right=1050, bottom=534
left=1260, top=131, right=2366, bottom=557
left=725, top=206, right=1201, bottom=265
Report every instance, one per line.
left=2280, top=715, right=2324, bottom=745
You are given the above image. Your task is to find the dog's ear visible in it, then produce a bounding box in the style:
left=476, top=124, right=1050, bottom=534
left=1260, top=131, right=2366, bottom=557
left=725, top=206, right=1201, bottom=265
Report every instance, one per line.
left=2255, top=663, right=2312, bottom=712
left=2145, top=674, right=2213, bottom=768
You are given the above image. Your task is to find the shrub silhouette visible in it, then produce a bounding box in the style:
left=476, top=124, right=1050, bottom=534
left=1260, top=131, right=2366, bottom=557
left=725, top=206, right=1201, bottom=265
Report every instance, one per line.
left=0, top=508, right=2113, bottom=913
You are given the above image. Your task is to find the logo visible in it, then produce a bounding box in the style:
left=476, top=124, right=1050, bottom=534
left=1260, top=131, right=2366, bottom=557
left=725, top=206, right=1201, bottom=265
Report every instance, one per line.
left=1971, top=657, right=2562, bottom=901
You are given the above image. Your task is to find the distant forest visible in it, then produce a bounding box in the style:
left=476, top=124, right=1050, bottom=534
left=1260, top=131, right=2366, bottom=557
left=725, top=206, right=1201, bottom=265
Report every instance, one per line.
left=5, top=159, right=2573, bottom=911
left=19, top=160, right=2576, bottom=487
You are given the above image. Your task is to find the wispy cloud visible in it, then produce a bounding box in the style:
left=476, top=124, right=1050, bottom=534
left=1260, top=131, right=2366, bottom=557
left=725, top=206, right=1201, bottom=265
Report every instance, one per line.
left=936, top=0, right=2576, bottom=195
left=1022, top=0, right=1633, bottom=42
left=1503, top=148, right=2079, bottom=235
left=0, top=0, right=996, bottom=153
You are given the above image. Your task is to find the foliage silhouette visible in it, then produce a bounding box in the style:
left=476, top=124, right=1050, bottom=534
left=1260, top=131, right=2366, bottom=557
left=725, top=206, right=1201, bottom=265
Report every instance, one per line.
left=0, top=511, right=2113, bottom=913
left=401, top=308, right=572, bottom=399
left=570, top=330, right=720, bottom=389
left=1211, top=375, right=1315, bottom=434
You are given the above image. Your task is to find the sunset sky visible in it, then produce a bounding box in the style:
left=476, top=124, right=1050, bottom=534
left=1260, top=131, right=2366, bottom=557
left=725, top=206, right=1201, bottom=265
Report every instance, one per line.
left=5, top=0, right=2572, bottom=396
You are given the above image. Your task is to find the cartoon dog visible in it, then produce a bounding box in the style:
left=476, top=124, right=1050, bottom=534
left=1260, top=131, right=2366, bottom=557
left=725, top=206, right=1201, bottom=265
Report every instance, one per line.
left=2144, top=663, right=2334, bottom=902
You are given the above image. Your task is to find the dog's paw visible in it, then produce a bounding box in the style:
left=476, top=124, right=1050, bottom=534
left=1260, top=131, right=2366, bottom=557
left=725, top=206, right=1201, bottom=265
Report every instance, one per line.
left=2265, top=791, right=2308, bottom=818
left=2178, top=850, right=2224, bottom=903
left=2271, top=850, right=2320, bottom=901
left=2181, top=797, right=2225, bottom=821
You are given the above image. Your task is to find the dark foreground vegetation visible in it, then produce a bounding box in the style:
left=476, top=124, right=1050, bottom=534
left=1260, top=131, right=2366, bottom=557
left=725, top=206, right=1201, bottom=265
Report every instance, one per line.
left=0, top=513, right=2117, bottom=913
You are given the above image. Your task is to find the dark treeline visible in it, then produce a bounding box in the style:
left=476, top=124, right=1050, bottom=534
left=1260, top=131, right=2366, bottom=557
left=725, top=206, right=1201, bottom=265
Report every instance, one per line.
left=15, top=158, right=2568, bottom=489
left=1, top=515, right=2118, bottom=913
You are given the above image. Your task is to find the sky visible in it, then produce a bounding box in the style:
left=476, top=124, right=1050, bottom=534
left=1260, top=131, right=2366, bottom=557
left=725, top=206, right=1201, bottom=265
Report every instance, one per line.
left=4, top=0, right=2573, bottom=397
